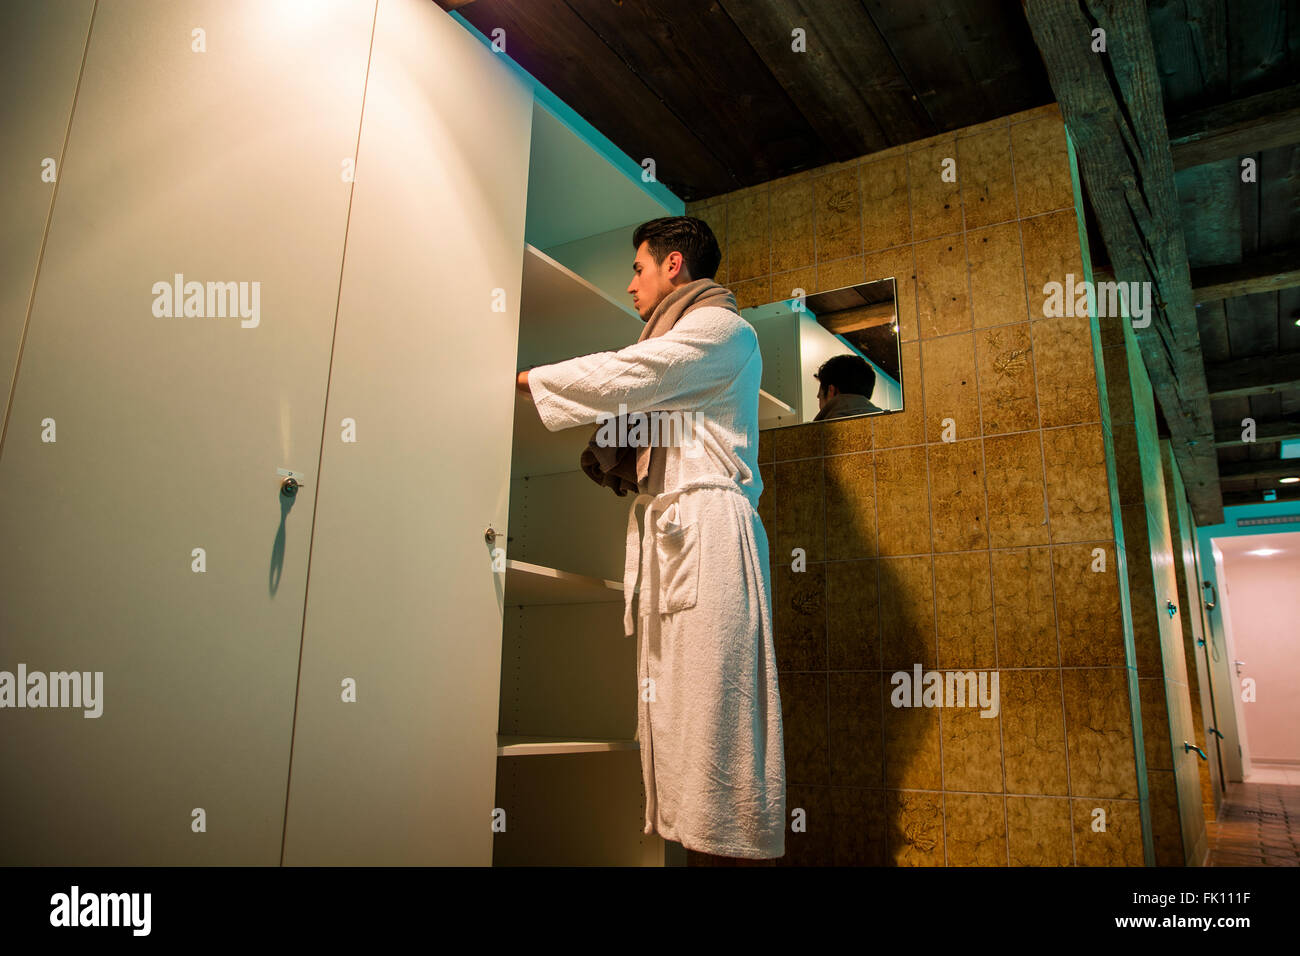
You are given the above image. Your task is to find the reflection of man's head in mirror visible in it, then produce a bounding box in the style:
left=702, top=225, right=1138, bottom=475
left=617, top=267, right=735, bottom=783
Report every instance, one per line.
left=813, top=354, right=883, bottom=422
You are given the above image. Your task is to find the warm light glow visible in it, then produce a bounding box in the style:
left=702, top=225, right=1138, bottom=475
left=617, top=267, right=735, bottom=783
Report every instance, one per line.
left=1279, top=476, right=1300, bottom=484
left=1247, top=548, right=1283, bottom=556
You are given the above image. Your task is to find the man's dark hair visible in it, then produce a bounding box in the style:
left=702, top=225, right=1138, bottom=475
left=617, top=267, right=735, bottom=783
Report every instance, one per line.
left=814, top=354, right=876, bottom=399
left=632, top=216, right=721, bottom=281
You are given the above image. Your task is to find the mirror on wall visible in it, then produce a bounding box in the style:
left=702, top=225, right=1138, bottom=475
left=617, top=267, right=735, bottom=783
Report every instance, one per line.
left=742, top=276, right=903, bottom=429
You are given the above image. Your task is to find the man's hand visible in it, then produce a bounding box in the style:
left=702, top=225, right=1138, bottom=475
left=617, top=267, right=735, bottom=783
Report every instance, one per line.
left=515, top=369, right=531, bottom=398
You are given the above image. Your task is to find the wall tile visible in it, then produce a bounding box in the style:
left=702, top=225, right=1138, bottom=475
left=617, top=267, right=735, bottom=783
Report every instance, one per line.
left=1011, top=116, right=1076, bottom=217
left=969, top=221, right=1029, bottom=328
left=772, top=267, right=817, bottom=303
left=1006, top=796, right=1073, bottom=865
left=983, top=431, right=1049, bottom=548
left=1033, top=315, right=1100, bottom=427
left=1041, top=423, right=1113, bottom=543
left=770, top=178, right=815, bottom=273
left=823, top=414, right=872, bottom=455
left=829, top=787, right=888, bottom=865
left=927, top=439, right=988, bottom=552
left=942, top=708, right=1004, bottom=795
left=859, top=154, right=912, bottom=252
left=817, top=254, right=865, bottom=292
left=908, top=142, right=963, bottom=240
left=883, top=680, right=943, bottom=791
left=731, top=274, right=772, bottom=310
left=886, top=790, right=945, bottom=866
left=922, top=332, right=980, bottom=441
left=1001, top=669, right=1069, bottom=795
left=826, top=559, right=879, bottom=670
left=874, top=446, right=932, bottom=555
left=825, top=451, right=876, bottom=559
left=878, top=555, right=936, bottom=668
left=1021, top=210, right=1085, bottom=320
left=958, top=127, right=1018, bottom=228
left=775, top=560, right=826, bottom=672
left=828, top=671, right=883, bottom=788
left=773, top=456, right=825, bottom=563
left=695, top=201, right=728, bottom=284
left=1052, top=542, right=1126, bottom=666
left=815, top=167, right=862, bottom=262
left=773, top=421, right=822, bottom=461
left=991, top=547, right=1058, bottom=666
left=1062, top=668, right=1139, bottom=798
left=944, top=793, right=1007, bottom=865
left=1070, top=798, right=1145, bottom=865
left=726, top=191, right=769, bottom=282
left=976, top=323, right=1039, bottom=434
left=780, top=671, right=828, bottom=786
left=934, top=550, right=995, bottom=668
left=915, top=236, right=971, bottom=338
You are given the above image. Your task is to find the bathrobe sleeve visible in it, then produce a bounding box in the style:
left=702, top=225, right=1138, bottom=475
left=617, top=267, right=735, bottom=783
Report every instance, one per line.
left=527, top=312, right=756, bottom=432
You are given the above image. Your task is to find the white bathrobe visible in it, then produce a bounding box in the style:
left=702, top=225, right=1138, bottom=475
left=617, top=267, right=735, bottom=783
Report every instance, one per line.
left=528, top=305, right=786, bottom=859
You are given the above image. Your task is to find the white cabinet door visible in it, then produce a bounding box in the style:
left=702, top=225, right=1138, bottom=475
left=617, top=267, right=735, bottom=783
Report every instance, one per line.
left=0, top=0, right=375, bottom=863
left=280, top=0, right=532, bottom=864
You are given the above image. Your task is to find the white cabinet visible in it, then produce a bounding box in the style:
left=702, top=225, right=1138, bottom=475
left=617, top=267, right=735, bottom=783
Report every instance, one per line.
left=491, top=103, right=682, bottom=866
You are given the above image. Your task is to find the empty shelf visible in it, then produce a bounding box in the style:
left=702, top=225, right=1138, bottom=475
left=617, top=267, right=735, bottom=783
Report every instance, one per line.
left=497, top=734, right=639, bottom=756
left=504, top=559, right=630, bottom=606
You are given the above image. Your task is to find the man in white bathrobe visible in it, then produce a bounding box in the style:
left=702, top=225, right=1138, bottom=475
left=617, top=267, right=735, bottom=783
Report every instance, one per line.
left=515, top=217, right=785, bottom=860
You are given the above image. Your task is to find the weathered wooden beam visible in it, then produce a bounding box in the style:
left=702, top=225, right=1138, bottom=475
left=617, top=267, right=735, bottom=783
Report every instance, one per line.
left=1215, top=419, right=1300, bottom=447
left=1206, top=350, right=1300, bottom=399
left=1192, top=247, right=1300, bottom=302
left=1168, top=83, right=1300, bottom=169
left=1218, top=459, right=1300, bottom=482
left=1022, top=0, right=1224, bottom=524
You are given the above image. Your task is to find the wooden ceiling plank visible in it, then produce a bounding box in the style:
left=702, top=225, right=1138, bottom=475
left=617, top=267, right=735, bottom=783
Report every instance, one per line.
left=717, top=0, right=932, bottom=158
left=1192, top=247, right=1300, bottom=301
left=1022, top=0, right=1224, bottom=524
left=1214, top=419, right=1300, bottom=446
left=1206, top=348, right=1300, bottom=398
left=1147, top=0, right=1229, bottom=113
left=563, top=0, right=833, bottom=186
left=1168, top=83, right=1300, bottom=169
left=1218, top=459, right=1300, bottom=481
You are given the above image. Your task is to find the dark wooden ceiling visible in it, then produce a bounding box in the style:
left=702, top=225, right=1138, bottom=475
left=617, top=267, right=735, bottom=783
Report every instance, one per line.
left=447, top=0, right=1054, bottom=201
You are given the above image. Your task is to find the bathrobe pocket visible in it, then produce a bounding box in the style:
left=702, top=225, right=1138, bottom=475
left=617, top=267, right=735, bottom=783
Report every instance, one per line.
left=656, top=520, right=700, bottom=614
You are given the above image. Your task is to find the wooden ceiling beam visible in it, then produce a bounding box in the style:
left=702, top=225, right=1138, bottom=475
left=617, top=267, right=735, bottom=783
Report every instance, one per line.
left=1206, top=350, right=1300, bottom=400
left=1191, top=247, right=1300, bottom=302
left=1168, top=83, right=1300, bottom=170
left=1218, top=459, right=1300, bottom=482
left=1022, top=0, right=1223, bottom=525
left=1215, top=419, right=1300, bottom=447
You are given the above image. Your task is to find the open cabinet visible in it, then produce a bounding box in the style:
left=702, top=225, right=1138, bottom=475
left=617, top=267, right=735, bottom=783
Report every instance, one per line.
left=491, top=102, right=682, bottom=866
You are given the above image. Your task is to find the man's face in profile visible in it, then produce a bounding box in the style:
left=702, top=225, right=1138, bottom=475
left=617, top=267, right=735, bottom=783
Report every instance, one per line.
left=627, top=241, right=689, bottom=321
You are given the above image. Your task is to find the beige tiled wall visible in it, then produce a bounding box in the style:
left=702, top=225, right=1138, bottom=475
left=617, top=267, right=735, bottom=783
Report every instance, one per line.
left=686, top=104, right=1145, bottom=866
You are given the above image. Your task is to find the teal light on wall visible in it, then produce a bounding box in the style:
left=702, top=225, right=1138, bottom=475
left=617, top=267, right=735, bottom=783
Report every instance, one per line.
left=1281, top=438, right=1300, bottom=459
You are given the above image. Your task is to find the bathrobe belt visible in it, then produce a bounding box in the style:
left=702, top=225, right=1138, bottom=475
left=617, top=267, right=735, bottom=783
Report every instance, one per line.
left=622, top=474, right=755, bottom=637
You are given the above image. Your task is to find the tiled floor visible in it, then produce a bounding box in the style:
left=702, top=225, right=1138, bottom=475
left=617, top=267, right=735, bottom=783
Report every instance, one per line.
left=1206, top=780, right=1300, bottom=866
